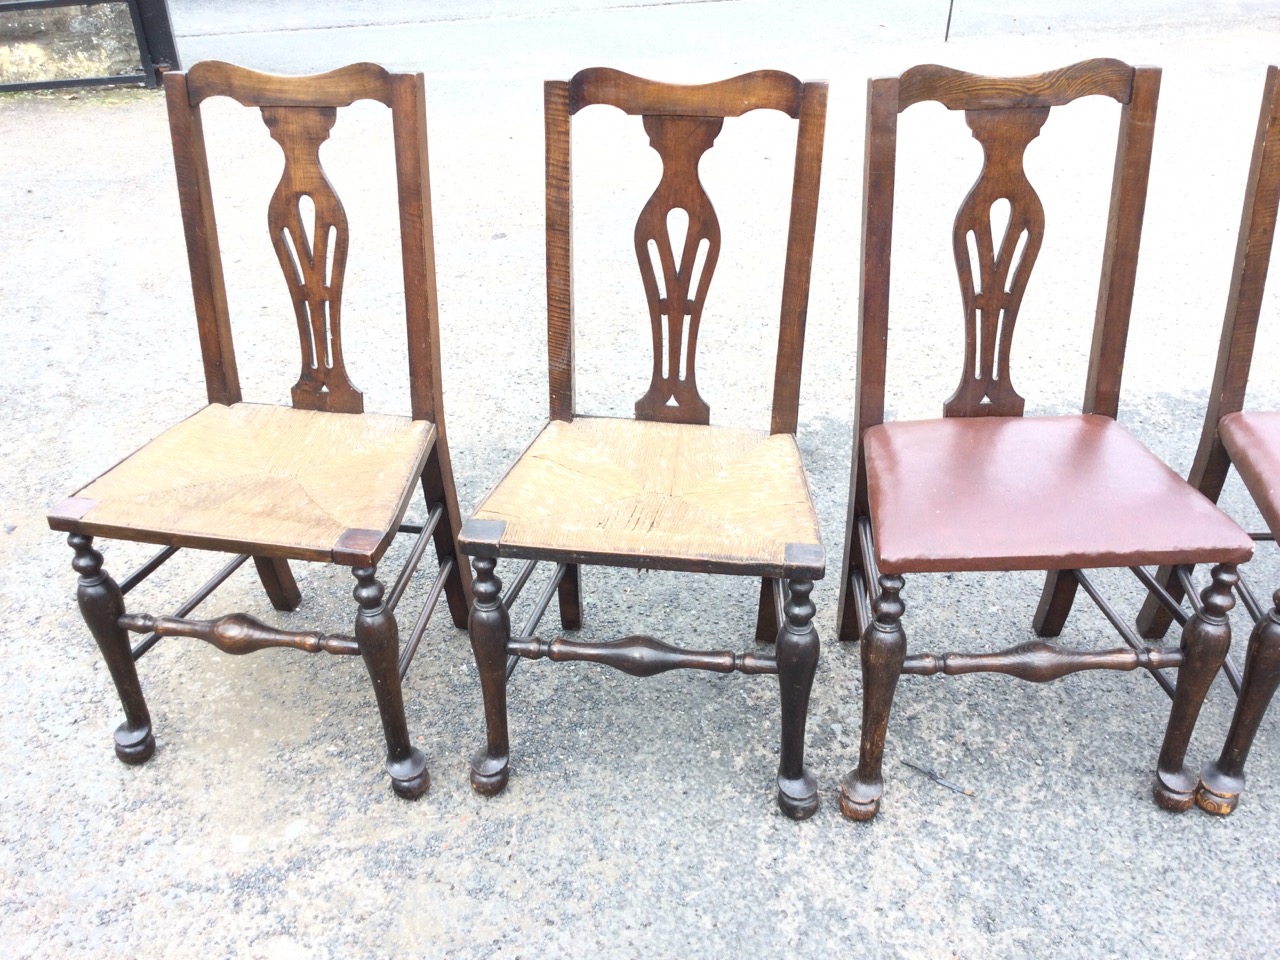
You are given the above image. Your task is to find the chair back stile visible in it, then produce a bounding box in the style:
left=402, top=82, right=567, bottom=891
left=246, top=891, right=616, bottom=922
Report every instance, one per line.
left=1190, top=65, right=1280, bottom=501
left=544, top=69, right=827, bottom=432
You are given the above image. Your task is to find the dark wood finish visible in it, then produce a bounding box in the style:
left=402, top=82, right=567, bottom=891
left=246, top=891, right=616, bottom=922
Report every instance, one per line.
left=48, top=61, right=473, bottom=797
left=463, top=68, right=828, bottom=819
left=1139, top=67, right=1280, bottom=637
left=835, top=60, right=1252, bottom=822
left=943, top=107, right=1046, bottom=418
left=754, top=577, right=784, bottom=644
left=253, top=556, right=301, bottom=611
left=545, top=80, right=575, bottom=423
left=632, top=114, right=722, bottom=424
left=352, top=566, right=428, bottom=799
left=506, top=632, right=779, bottom=676
left=902, top=640, right=1182, bottom=680
left=263, top=104, right=363, bottom=414
left=775, top=578, right=820, bottom=819
left=1136, top=67, right=1280, bottom=815
left=556, top=562, right=582, bottom=630
left=839, top=574, right=906, bottom=822
left=1198, top=588, right=1280, bottom=813
left=1154, top=565, right=1237, bottom=810
left=70, top=535, right=154, bottom=764
left=468, top=557, right=511, bottom=796
left=118, top=611, right=360, bottom=656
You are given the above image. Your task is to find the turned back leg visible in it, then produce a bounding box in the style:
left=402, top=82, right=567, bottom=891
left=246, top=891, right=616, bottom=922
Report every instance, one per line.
left=1198, top=588, right=1280, bottom=814
left=1154, top=564, right=1235, bottom=811
left=253, top=556, right=301, bottom=611
left=557, top=563, right=582, bottom=630
left=1033, top=569, right=1078, bottom=637
left=840, top=574, right=906, bottom=821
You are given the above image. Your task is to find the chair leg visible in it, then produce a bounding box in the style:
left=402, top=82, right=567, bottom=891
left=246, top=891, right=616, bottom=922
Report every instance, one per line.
left=557, top=563, right=583, bottom=630
left=1033, top=569, right=1078, bottom=637
left=1154, top=563, right=1236, bottom=812
left=252, top=556, right=301, bottom=611
left=1136, top=562, right=1181, bottom=640
left=775, top=578, right=819, bottom=819
left=421, top=447, right=473, bottom=630
left=1197, top=588, right=1280, bottom=815
left=836, top=518, right=869, bottom=644
left=352, top=565, right=428, bottom=799
left=468, top=557, right=511, bottom=795
left=69, top=534, right=155, bottom=764
left=840, top=574, right=906, bottom=822
left=755, top=577, right=778, bottom=644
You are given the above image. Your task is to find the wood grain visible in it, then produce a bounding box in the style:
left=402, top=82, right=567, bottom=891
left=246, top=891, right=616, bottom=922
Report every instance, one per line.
left=569, top=67, right=803, bottom=118
left=184, top=60, right=393, bottom=108
left=897, top=58, right=1135, bottom=112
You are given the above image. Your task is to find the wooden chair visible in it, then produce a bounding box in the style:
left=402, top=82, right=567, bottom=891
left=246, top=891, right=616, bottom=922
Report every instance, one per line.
left=1135, top=66, right=1280, bottom=816
left=834, top=59, right=1255, bottom=821
left=46, top=61, right=472, bottom=798
left=458, top=68, right=828, bottom=819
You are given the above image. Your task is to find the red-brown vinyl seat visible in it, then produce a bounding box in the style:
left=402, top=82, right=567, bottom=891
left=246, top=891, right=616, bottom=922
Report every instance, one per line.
left=1220, top=411, right=1280, bottom=539
left=867, top=414, right=1254, bottom=575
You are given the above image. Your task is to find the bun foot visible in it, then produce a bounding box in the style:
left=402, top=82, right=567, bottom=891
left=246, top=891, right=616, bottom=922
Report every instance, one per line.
left=470, top=751, right=509, bottom=796
left=1153, top=766, right=1196, bottom=812
left=1195, top=762, right=1243, bottom=816
left=388, top=748, right=430, bottom=800
left=838, top=776, right=882, bottom=822
left=114, top=723, right=155, bottom=765
left=776, top=769, right=818, bottom=820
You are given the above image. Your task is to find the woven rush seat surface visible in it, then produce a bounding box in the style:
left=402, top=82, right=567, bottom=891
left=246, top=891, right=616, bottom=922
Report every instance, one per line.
left=48, top=402, right=434, bottom=562
left=866, top=413, right=1254, bottom=574
left=467, top=416, right=823, bottom=574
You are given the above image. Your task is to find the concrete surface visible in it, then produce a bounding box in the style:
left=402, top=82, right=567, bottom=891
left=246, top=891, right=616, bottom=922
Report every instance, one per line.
left=3, top=2, right=1280, bottom=957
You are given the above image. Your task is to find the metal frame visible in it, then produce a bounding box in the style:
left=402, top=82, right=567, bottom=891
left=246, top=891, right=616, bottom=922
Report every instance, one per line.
left=0, top=0, right=178, bottom=92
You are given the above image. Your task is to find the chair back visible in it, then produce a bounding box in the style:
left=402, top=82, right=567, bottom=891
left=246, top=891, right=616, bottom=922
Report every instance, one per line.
left=544, top=68, right=827, bottom=433
left=164, top=62, right=445, bottom=423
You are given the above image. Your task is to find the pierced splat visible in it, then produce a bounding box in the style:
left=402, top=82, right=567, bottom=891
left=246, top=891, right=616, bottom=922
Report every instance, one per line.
left=633, top=115, right=723, bottom=424
left=262, top=106, right=363, bottom=414
left=944, top=107, right=1048, bottom=418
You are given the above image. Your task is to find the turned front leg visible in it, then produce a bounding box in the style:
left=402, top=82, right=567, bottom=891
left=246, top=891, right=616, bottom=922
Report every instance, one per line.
left=1153, top=563, right=1235, bottom=812
left=775, top=578, right=819, bottom=820
left=1197, top=587, right=1280, bottom=815
left=353, top=565, right=428, bottom=799
left=840, top=574, right=906, bottom=822
left=70, top=534, right=155, bottom=764
left=469, top=557, right=511, bottom=795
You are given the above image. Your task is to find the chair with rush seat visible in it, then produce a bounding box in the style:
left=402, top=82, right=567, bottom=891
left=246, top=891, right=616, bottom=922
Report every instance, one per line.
left=834, top=59, right=1254, bottom=821
left=458, top=68, right=828, bottom=818
left=1135, top=65, right=1280, bottom=816
left=46, top=61, right=472, bottom=798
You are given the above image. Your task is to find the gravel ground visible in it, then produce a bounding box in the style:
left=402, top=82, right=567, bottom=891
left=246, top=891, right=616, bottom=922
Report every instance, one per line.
left=3, top=2, right=1280, bottom=957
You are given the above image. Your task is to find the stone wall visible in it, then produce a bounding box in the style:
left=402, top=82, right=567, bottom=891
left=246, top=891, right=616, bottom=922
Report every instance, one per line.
left=0, top=3, right=141, bottom=85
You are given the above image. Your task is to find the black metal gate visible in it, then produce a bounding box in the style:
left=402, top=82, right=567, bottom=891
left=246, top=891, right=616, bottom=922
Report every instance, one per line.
left=0, top=0, right=179, bottom=92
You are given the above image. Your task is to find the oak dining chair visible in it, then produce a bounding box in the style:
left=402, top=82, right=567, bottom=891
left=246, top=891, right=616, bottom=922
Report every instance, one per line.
left=47, top=61, right=471, bottom=798
left=458, top=68, right=828, bottom=818
left=834, top=59, right=1254, bottom=821
left=1135, top=65, right=1280, bottom=815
